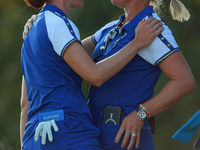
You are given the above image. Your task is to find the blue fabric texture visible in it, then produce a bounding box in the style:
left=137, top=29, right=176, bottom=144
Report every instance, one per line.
left=172, top=110, right=200, bottom=143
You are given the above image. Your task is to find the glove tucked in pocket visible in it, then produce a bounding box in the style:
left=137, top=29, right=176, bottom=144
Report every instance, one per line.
left=34, top=110, right=64, bottom=145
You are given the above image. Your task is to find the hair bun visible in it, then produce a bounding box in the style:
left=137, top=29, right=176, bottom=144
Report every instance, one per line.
left=24, top=0, right=46, bottom=9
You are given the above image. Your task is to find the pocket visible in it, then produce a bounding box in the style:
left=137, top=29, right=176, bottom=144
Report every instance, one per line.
left=99, top=120, right=121, bottom=146
left=99, top=107, right=134, bottom=145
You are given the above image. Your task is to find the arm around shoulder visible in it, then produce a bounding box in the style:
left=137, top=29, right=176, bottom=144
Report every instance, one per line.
left=63, top=18, right=164, bottom=87
left=63, top=39, right=144, bottom=87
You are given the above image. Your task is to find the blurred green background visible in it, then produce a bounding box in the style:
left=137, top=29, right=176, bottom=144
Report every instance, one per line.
left=0, top=0, right=200, bottom=149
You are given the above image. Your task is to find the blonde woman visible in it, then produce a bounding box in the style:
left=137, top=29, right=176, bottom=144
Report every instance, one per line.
left=22, top=0, right=195, bottom=150
left=86, top=0, right=195, bottom=150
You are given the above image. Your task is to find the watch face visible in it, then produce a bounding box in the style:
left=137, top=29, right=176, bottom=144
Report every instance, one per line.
left=138, top=110, right=147, bottom=119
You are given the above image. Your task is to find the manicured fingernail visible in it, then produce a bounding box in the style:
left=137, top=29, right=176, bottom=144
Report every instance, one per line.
left=136, top=146, right=139, bottom=148
left=121, top=146, right=125, bottom=149
left=115, top=140, right=118, bottom=143
left=128, top=147, right=131, bottom=150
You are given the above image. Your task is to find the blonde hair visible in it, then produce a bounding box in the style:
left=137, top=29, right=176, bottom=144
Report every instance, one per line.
left=150, top=0, right=191, bottom=22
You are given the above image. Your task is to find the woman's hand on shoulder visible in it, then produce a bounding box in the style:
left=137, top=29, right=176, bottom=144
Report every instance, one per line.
left=23, top=14, right=38, bottom=39
left=134, top=17, right=164, bottom=49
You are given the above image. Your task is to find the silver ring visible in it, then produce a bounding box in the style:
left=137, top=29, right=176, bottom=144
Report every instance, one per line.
left=131, top=133, right=136, bottom=137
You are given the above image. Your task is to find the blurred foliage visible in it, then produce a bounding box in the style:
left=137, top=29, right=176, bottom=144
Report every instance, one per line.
left=0, top=0, right=200, bottom=149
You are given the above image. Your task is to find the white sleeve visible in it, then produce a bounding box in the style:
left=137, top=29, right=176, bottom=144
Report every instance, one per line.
left=45, top=11, right=80, bottom=57
left=138, top=15, right=179, bottom=66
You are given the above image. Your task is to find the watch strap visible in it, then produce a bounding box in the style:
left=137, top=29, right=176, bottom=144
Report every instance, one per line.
left=135, top=107, right=141, bottom=113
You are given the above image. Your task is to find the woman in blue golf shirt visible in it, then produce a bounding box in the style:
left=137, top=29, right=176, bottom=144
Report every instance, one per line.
left=86, top=0, right=196, bottom=150
left=20, top=0, right=163, bottom=149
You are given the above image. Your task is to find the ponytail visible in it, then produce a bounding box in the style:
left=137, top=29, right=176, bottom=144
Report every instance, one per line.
left=150, top=0, right=191, bottom=22
left=170, top=0, right=190, bottom=22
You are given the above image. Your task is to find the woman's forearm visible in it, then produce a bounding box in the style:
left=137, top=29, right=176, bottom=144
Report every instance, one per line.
left=144, top=77, right=196, bottom=117
left=65, top=38, right=145, bottom=87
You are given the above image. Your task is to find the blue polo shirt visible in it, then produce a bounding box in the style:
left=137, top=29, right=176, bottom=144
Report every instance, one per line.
left=21, top=4, right=97, bottom=146
left=88, top=6, right=179, bottom=127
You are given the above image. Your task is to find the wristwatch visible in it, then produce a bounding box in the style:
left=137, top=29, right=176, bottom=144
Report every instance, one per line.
left=135, top=107, right=148, bottom=121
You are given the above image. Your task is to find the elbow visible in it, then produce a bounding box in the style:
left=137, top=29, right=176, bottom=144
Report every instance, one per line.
left=88, top=78, right=103, bottom=87
left=92, top=81, right=103, bottom=87
left=190, top=80, right=197, bottom=93
left=184, top=77, right=197, bottom=94
left=86, top=74, right=105, bottom=87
